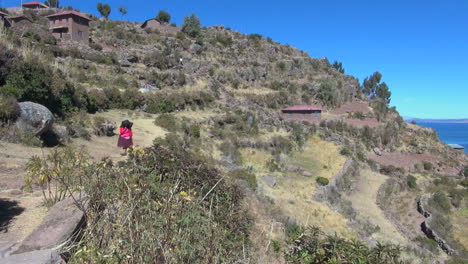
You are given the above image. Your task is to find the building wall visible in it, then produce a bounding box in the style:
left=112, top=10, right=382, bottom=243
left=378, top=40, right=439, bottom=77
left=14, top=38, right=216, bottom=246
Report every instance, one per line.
left=70, top=17, right=89, bottom=43
left=49, top=16, right=89, bottom=43
left=281, top=111, right=321, bottom=123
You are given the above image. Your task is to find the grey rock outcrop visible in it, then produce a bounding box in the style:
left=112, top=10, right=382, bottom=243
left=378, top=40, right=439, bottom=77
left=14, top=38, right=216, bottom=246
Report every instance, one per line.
left=15, top=195, right=86, bottom=254
left=1, top=249, right=64, bottom=264
left=16, top=102, right=54, bottom=136
left=373, top=147, right=382, bottom=156
left=263, top=175, right=276, bottom=187
left=94, top=121, right=116, bottom=137
left=50, top=124, right=70, bottom=144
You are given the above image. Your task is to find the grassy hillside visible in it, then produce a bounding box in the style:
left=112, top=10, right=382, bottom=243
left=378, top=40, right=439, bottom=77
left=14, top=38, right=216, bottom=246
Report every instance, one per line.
left=0, top=8, right=467, bottom=263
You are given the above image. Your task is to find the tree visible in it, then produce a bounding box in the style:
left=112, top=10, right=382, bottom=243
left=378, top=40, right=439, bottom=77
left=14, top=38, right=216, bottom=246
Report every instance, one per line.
left=182, top=14, right=201, bottom=37
left=118, top=6, right=127, bottom=18
left=44, top=0, right=59, bottom=8
left=362, top=71, right=391, bottom=104
left=332, top=61, right=345, bottom=73
left=156, top=10, right=171, bottom=24
left=97, top=3, right=111, bottom=19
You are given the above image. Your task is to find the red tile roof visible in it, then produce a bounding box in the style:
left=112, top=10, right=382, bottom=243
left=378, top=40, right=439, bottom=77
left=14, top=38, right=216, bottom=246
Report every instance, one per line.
left=282, top=105, right=322, bottom=111
left=46, top=10, right=91, bottom=21
left=7, top=15, right=33, bottom=22
left=22, top=1, right=49, bottom=8
left=0, top=11, right=9, bottom=17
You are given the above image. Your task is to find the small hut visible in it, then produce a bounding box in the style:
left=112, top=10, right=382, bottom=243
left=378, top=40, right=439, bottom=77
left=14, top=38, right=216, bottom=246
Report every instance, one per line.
left=21, top=1, right=49, bottom=9
left=281, top=105, right=322, bottom=122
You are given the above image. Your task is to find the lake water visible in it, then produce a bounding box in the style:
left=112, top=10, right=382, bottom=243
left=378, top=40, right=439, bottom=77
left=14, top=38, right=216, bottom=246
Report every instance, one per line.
left=417, top=122, right=468, bottom=153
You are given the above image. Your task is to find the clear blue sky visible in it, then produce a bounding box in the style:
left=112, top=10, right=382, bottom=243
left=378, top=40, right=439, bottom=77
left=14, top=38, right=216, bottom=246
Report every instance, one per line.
left=4, top=0, right=467, bottom=118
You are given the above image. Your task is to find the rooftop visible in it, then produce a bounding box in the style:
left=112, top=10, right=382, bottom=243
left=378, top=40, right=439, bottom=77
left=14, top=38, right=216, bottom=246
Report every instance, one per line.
left=7, top=15, right=33, bottom=22
left=281, top=105, right=322, bottom=111
left=0, top=11, right=9, bottom=17
left=46, top=10, right=91, bottom=21
left=448, top=144, right=464, bottom=149
left=22, top=1, right=49, bottom=8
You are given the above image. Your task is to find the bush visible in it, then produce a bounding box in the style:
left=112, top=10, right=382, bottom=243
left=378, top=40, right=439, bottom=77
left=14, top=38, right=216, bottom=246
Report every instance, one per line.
left=155, top=113, right=179, bottom=132
left=428, top=191, right=452, bottom=213
left=182, top=14, right=201, bottom=37
left=340, top=147, right=352, bottom=156
left=0, top=95, right=20, bottom=124
left=44, top=143, right=251, bottom=263
left=415, top=236, right=439, bottom=254
left=316, top=177, right=329, bottom=186
left=156, top=10, right=171, bottom=23
left=423, top=161, right=433, bottom=171
left=229, top=169, right=257, bottom=190
left=285, top=226, right=403, bottom=263
left=460, top=178, right=468, bottom=187
left=407, top=175, right=417, bottom=189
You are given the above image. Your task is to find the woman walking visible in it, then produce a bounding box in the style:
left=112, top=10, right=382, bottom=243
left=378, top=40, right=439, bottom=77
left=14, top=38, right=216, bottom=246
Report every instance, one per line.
left=118, top=120, right=133, bottom=155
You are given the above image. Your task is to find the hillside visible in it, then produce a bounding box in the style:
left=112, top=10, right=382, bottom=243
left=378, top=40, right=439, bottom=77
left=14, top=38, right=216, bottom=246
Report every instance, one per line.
left=0, top=7, right=467, bottom=264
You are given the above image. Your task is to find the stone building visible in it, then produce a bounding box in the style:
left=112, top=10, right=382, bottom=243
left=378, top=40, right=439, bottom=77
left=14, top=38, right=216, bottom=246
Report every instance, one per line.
left=141, top=18, right=180, bottom=33
left=281, top=105, right=322, bottom=122
left=46, top=10, right=90, bottom=43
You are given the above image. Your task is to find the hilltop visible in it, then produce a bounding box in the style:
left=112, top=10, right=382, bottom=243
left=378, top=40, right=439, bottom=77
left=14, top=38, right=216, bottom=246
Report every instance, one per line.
left=0, top=6, right=467, bottom=264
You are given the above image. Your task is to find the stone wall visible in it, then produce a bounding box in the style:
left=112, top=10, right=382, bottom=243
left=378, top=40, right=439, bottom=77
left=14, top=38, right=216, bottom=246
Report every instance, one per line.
left=417, top=194, right=457, bottom=255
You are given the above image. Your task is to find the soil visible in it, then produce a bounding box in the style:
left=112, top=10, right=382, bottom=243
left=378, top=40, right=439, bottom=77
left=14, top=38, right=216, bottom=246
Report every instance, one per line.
left=344, top=118, right=380, bottom=128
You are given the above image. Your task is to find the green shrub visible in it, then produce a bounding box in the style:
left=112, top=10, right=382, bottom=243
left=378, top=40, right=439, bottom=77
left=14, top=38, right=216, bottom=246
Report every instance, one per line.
left=460, top=178, right=468, bottom=187
left=0, top=95, right=20, bottom=123
left=214, top=33, right=233, bottom=47
left=415, top=236, right=439, bottom=254
left=182, top=14, right=201, bottom=37
left=64, top=112, right=91, bottom=140
left=156, top=10, right=171, bottom=23
left=229, top=169, right=257, bottom=190
left=407, top=175, right=417, bottom=189
left=340, top=147, right=352, bottom=156
left=316, top=177, right=329, bottom=186
left=423, top=161, right=433, bottom=171
left=46, top=143, right=251, bottom=263
left=286, top=226, right=403, bottom=263
left=277, top=61, right=286, bottom=72
left=155, top=113, right=179, bottom=132
left=428, top=191, right=452, bottom=213
left=90, top=42, right=103, bottom=51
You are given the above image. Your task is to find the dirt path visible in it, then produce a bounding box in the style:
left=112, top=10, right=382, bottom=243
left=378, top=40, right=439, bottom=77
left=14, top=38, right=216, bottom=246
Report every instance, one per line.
left=0, top=110, right=167, bottom=249
left=346, top=169, right=409, bottom=246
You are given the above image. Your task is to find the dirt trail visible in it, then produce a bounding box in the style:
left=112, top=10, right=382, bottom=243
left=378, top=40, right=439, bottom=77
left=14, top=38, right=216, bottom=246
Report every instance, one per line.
left=346, top=169, right=409, bottom=246
left=0, top=110, right=166, bottom=248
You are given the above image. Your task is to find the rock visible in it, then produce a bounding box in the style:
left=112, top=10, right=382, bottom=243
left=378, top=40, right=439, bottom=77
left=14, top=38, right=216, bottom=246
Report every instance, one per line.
left=15, top=102, right=54, bottom=136
left=302, top=171, right=313, bottom=177
left=119, top=59, right=131, bottom=67
left=263, top=175, right=276, bottom=187
left=2, top=249, right=64, bottom=264
left=373, top=147, right=382, bottom=156
left=127, top=54, right=138, bottom=63
left=94, top=121, right=116, bottom=137
left=285, top=165, right=301, bottom=172
left=15, top=195, right=86, bottom=254
left=50, top=124, right=70, bottom=144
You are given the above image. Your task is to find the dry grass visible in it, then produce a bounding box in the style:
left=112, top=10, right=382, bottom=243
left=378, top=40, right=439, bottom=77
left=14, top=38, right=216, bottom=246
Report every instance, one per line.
left=174, top=110, right=220, bottom=121
left=240, top=137, right=353, bottom=238
left=346, top=170, right=410, bottom=245
left=452, top=207, right=468, bottom=249
left=288, top=136, right=346, bottom=179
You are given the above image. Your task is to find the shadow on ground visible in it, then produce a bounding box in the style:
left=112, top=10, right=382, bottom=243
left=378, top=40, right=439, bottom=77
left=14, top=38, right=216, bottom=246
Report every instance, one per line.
left=0, top=199, right=24, bottom=233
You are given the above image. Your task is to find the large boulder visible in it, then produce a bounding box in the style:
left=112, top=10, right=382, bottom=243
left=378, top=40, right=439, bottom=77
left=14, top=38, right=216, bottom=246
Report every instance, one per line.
left=93, top=120, right=116, bottom=137
left=15, top=195, right=86, bottom=254
left=15, top=102, right=53, bottom=136
left=1, top=249, right=64, bottom=264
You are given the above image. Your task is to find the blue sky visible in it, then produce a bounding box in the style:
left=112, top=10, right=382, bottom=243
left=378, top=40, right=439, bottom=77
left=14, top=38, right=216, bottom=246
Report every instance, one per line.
left=4, top=0, right=467, bottom=118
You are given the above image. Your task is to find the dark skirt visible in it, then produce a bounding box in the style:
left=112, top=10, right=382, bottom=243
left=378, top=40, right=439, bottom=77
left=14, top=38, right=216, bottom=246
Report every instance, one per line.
left=117, top=136, right=133, bottom=148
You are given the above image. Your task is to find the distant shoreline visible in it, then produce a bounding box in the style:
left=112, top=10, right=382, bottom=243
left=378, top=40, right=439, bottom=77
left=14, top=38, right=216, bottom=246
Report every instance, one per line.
left=404, top=118, right=468, bottom=124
